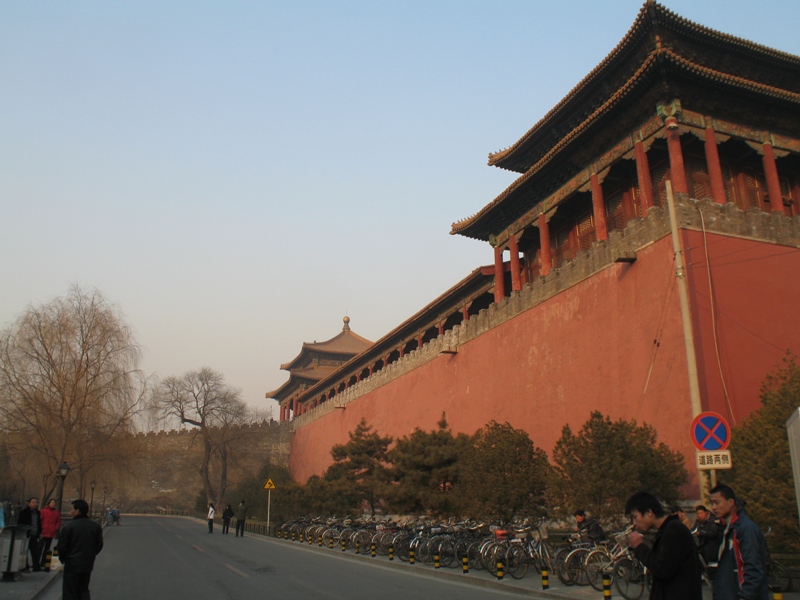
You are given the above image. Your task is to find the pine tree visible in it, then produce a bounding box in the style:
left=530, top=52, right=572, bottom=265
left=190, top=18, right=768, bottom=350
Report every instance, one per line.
left=328, top=419, right=393, bottom=516
left=386, top=414, right=469, bottom=516
left=551, top=411, right=686, bottom=519
left=721, top=354, right=800, bottom=552
left=454, top=421, right=551, bottom=522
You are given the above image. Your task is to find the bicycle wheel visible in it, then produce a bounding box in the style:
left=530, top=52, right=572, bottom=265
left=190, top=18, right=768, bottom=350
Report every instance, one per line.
left=584, top=549, right=613, bottom=591
left=505, top=544, right=529, bottom=579
left=565, top=548, right=591, bottom=586
left=467, top=541, right=484, bottom=570
left=768, top=560, right=793, bottom=593
left=554, top=547, right=574, bottom=586
left=613, top=558, right=645, bottom=600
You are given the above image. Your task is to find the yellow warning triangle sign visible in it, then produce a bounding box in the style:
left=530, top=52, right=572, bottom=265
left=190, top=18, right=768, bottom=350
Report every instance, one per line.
left=263, top=478, right=276, bottom=490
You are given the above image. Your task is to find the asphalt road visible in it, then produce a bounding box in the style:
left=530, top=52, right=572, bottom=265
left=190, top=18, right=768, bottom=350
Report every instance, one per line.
left=42, top=516, right=527, bottom=600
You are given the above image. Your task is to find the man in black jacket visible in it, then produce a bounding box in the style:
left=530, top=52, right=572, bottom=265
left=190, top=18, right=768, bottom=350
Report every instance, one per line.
left=626, top=491, right=702, bottom=600
left=56, top=499, right=103, bottom=600
left=693, top=504, right=721, bottom=567
left=574, top=509, right=605, bottom=543
left=17, top=497, right=42, bottom=571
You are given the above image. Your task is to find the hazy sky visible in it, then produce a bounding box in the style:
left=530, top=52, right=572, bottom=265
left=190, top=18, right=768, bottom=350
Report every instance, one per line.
left=3, top=1, right=799, bottom=416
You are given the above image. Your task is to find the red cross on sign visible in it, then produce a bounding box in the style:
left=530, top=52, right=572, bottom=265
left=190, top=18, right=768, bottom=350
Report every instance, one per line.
left=691, top=411, right=731, bottom=451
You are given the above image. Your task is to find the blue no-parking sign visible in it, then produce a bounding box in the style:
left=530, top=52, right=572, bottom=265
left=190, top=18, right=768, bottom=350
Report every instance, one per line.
left=691, top=411, right=731, bottom=451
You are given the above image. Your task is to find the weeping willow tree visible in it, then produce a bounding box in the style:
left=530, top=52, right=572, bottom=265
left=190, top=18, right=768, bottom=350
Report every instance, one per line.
left=0, top=286, right=146, bottom=501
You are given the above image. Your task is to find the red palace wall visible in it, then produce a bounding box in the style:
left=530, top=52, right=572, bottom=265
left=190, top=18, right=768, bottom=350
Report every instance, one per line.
left=290, top=232, right=800, bottom=493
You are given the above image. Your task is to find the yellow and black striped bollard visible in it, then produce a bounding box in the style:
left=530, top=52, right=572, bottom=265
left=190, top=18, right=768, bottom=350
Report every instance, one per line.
left=603, top=572, right=612, bottom=599
left=434, top=552, right=440, bottom=569
left=43, top=551, right=52, bottom=572
left=410, top=549, right=415, bottom=565
left=299, top=532, right=304, bottom=543
left=371, top=543, right=377, bottom=557
left=292, top=531, right=296, bottom=542
left=462, top=556, right=469, bottom=574
left=318, top=535, right=322, bottom=546
left=356, top=541, right=360, bottom=554
left=542, top=568, right=549, bottom=590
left=329, top=537, right=334, bottom=549
left=496, top=559, right=504, bottom=580
left=341, top=539, right=346, bottom=552
left=389, top=546, right=395, bottom=561
left=772, top=590, right=783, bottom=600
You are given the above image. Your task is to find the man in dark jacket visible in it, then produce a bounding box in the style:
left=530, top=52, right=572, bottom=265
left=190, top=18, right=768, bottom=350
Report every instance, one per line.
left=693, top=504, right=721, bottom=566
left=710, top=484, right=769, bottom=600
left=626, top=491, right=702, bottom=600
left=235, top=500, right=246, bottom=537
left=17, top=497, right=42, bottom=571
left=56, top=499, right=103, bottom=600
left=574, top=509, right=605, bottom=543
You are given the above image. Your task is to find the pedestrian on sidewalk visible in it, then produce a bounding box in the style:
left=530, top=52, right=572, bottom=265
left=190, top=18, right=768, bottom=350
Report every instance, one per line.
left=56, top=499, right=103, bottom=600
left=40, top=498, right=62, bottom=565
left=235, top=500, right=246, bottom=537
left=626, top=491, right=702, bottom=600
left=207, top=503, right=215, bottom=533
left=222, top=504, right=234, bottom=534
left=18, top=497, right=43, bottom=571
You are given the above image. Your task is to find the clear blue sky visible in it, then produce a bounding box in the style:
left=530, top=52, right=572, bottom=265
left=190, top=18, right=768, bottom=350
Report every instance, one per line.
left=3, top=1, right=799, bottom=415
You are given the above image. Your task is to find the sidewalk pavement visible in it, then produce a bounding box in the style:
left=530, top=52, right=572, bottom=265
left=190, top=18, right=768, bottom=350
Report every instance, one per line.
left=1, top=569, right=60, bottom=600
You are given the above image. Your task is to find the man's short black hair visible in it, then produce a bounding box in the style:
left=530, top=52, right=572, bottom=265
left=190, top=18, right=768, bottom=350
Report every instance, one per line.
left=28, top=497, right=38, bottom=503
left=574, top=509, right=586, bottom=517
left=695, top=505, right=708, bottom=512
left=671, top=505, right=684, bottom=514
left=709, top=484, right=737, bottom=501
left=625, top=492, right=667, bottom=518
left=72, top=499, right=89, bottom=516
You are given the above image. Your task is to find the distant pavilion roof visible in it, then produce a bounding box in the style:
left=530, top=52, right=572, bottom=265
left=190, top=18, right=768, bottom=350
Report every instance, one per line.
left=451, top=0, right=800, bottom=241
left=266, top=317, right=373, bottom=401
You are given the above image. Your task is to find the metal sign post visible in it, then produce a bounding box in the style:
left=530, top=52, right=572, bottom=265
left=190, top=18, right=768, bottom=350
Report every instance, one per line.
left=263, top=478, right=276, bottom=535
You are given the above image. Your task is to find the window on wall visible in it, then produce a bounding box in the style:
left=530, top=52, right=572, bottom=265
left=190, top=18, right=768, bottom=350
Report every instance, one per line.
left=576, top=210, right=596, bottom=250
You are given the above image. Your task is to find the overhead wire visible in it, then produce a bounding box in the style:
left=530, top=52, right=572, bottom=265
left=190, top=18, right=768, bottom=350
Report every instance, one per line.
left=699, top=211, right=736, bottom=425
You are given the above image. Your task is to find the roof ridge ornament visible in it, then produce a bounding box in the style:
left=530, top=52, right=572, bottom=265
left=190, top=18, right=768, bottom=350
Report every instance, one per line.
left=342, top=316, right=351, bottom=331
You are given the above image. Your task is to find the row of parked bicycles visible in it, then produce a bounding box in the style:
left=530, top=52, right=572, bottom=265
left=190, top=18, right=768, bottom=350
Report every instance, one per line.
left=277, top=515, right=766, bottom=599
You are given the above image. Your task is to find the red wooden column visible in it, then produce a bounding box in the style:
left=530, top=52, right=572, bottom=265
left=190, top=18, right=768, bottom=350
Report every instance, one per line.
left=634, top=141, right=654, bottom=211
left=508, top=235, right=522, bottom=291
left=590, top=173, right=609, bottom=241
left=398, top=345, right=405, bottom=358
left=704, top=127, right=727, bottom=204
left=665, top=117, right=689, bottom=194
left=461, top=304, right=469, bottom=322
left=417, top=335, right=423, bottom=348
left=493, top=245, right=505, bottom=302
left=762, top=142, right=784, bottom=213
left=538, top=214, right=552, bottom=276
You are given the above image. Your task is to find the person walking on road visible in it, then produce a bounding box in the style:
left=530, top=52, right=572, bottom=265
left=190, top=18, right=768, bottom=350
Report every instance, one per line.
left=56, top=499, right=103, bottom=600
left=710, top=484, right=769, bottom=600
left=221, top=504, right=234, bottom=534
left=626, top=491, right=702, bottom=600
left=207, top=503, right=215, bottom=533
left=18, top=497, right=43, bottom=571
left=40, top=498, right=62, bottom=566
left=235, top=500, right=246, bottom=537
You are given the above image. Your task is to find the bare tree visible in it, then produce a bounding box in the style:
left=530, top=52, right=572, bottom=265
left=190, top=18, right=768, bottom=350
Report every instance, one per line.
left=0, top=286, right=145, bottom=501
left=153, top=367, right=248, bottom=506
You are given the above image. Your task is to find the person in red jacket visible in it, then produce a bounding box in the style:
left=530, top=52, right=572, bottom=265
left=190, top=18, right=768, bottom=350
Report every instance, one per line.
left=40, top=498, right=62, bottom=566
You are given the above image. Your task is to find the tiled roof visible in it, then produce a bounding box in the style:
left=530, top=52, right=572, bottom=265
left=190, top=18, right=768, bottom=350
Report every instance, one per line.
left=279, top=317, right=373, bottom=371
left=451, top=1, right=800, bottom=240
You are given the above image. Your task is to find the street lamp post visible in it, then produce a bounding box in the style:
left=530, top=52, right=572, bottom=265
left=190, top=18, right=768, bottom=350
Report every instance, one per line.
left=89, top=480, right=97, bottom=517
left=57, top=461, right=71, bottom=514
